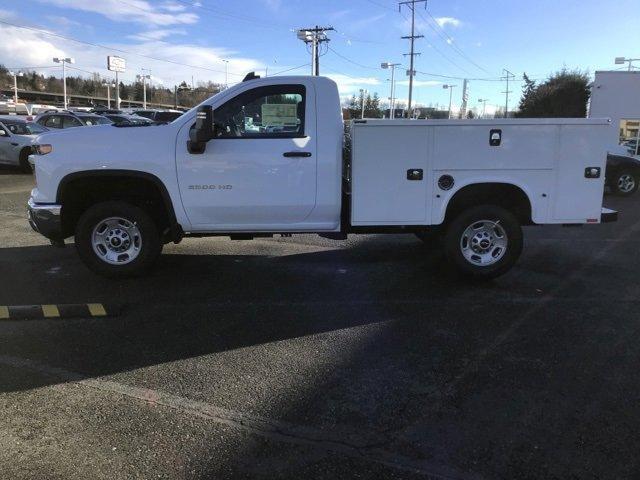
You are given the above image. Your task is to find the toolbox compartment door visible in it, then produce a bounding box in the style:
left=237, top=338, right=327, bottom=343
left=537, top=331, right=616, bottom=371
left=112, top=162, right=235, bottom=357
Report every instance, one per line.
left=351, top=125, right=431, bottom=225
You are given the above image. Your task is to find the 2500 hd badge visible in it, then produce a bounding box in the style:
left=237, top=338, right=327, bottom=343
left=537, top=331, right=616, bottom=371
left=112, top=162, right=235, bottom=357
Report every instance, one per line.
left=188, top=184, right=233, bottom=190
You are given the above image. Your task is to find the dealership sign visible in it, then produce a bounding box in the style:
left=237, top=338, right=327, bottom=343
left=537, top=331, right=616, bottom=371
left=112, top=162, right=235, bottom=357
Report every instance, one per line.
left=107, top=56, right=126, bottom=73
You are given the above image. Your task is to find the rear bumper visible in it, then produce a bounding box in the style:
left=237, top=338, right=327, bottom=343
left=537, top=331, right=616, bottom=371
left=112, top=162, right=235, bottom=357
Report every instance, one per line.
left=27, top=198, right=64, bottom=241
left=601, top=207, right=618, bottom=223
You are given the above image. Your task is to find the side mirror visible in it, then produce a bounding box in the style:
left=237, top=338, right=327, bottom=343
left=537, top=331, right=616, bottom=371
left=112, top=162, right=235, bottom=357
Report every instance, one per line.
left=0, top=130, right=6, bottom=137
left=192, top=105, right=213, bottom=140
left=188, top=105, right=213, bottom=154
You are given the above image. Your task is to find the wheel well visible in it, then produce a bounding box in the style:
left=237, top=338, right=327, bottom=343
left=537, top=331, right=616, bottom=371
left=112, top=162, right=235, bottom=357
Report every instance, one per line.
left=445, top=183, right=533, bottom=225
left=58, top=172, right=177, bottom=239
left=19, top=147, right=31, bottom=163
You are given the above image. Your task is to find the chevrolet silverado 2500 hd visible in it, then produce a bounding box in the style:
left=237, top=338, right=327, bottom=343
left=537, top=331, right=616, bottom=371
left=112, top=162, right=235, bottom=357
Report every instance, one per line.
left=27, top=74, right=617, bottom=279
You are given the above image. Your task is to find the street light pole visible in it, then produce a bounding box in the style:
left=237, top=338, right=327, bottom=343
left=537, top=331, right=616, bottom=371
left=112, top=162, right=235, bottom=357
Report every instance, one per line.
left=615, top=56, right=640, bottom=71
left=359, top=89, right=367, bottom=119
left=222, top=59, right=229, bottom=88
left=442, top=84, right=457, bottom=119
left=381, top=62, right=401, bottom=119
left=478, top=98, right=488, bottom=118
left=9, top=71, right=23, bottom=104
left=53, top=57, right=75, bottom=109
left=136, top=72, right=152, bottom=109
left=103, top=81, right=115, bottom=109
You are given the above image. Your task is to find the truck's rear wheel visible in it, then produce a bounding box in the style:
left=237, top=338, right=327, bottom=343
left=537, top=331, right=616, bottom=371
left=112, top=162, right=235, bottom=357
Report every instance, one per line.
left=75, top=201, right=162, bottom=277
left=612, top=171, right=638, bottom=196
left=444, top=205, right=522, bottom=280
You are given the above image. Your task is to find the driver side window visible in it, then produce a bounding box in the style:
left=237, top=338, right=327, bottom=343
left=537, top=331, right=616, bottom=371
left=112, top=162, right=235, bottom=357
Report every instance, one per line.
left=213, top=84, right=305, bottom=139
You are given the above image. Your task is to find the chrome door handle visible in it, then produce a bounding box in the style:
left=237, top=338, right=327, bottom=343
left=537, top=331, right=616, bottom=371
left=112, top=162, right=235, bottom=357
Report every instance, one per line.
left=283, top=151, right=312, bottom=158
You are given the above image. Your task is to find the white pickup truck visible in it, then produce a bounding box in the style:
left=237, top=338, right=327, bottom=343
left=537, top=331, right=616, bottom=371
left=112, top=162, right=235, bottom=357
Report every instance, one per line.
left=27, top=74, right=616, bottom=279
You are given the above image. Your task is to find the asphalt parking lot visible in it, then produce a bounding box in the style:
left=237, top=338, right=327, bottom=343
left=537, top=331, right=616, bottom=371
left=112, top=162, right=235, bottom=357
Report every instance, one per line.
left=1, top=167, right=639, bottom=479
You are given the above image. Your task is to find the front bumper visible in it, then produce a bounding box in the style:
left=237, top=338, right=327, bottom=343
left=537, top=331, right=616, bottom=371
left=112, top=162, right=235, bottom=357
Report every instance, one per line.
left=27, top=198, right=64, bottom=242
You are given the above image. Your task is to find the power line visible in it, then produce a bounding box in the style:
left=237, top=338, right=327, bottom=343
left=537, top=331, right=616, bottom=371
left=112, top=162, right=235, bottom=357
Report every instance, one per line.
left=0, top=19, right=246, bottom=77
left=365, top=0, right=492, bottom=77
left=418, top=9, right=493, bottom=75
left=270, top=63, right=312, bottom=76
left=362, top=0, right=395, bottom=10
left=397, top=9, right=472, bottom=77
left=328, top=46, right=380, bottom=70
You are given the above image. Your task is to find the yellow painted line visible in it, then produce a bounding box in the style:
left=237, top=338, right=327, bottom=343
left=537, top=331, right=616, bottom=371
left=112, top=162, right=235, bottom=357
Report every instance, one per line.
left=87, top=303, right=107, bottom=317
left=41, top=305, right=60, bottom=318
left=0, top=306, right=8, bottom=319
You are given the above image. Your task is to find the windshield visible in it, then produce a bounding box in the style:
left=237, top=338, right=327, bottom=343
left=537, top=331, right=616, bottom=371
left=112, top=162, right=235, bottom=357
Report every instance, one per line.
left=2, top=121, right=46, bottom=135
left=128, top=116, right=153, bottom=125
left=82, top=116, right=112, bottom=126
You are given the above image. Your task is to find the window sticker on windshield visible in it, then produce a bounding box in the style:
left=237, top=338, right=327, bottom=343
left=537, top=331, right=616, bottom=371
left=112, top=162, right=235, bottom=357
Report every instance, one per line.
left=261, top=104, right=298, bottom=127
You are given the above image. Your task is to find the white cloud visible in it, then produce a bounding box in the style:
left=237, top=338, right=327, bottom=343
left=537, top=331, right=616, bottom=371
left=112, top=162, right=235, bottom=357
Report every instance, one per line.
left=434, top=16, right=461, bottom=28
left=160, top=1, right=187, bottom=12
left=0, top=24, right=65, bottom=68
left=325, top=74, right=380, bottom=96
left=128, top=29, right=187, bottom=41
left=45, top=15, right=82, bottom=28
left=36, top=0, right=199, bottom=26
left=261, top=0, right=282, bottom=11
left=0, top=21, right=263, bottom=88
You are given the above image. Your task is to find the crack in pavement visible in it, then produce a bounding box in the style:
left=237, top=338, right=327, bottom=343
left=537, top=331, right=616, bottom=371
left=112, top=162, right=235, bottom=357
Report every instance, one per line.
left=0, top=354, right=483, bottom=480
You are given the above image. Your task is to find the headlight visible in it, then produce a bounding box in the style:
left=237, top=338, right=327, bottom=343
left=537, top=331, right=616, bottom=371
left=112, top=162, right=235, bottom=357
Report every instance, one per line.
left=34, top=144, right=53, bottom=155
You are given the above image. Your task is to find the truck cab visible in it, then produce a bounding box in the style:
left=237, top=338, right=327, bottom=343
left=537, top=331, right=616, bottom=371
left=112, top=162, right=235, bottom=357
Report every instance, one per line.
left=27, top=74, right=616, bottom=280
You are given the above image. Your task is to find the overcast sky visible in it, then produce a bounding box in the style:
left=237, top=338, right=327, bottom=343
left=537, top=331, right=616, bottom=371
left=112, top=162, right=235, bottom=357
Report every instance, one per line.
left=1, top=0, right=638, bottom=114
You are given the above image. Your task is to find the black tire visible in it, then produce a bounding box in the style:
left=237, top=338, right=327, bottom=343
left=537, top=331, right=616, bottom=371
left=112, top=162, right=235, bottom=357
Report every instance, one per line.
left=611, top=170, right=638, bottom=196
left=443, top=205, right=523, bottom=281
left=75, top=201, right=162, bottom=278
left=19, top=148, right=32, bottom=173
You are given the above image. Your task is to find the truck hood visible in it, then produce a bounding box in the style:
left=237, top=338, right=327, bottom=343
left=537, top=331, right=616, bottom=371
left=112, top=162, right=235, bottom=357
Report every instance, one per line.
left=35, top=124, right=178, bottom=165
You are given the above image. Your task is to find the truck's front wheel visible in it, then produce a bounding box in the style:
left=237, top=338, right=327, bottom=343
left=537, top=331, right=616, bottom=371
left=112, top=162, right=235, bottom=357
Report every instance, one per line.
left=75, top=201, right=162, bottom=278
left=444, top=205, right=522, bottom=280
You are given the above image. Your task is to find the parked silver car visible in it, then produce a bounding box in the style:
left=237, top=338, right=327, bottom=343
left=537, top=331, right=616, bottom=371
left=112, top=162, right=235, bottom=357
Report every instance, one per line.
left=0, top=116, right=48, bottom=172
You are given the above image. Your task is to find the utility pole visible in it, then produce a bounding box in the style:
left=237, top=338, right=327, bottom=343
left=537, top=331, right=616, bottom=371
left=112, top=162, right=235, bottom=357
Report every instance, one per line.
left=9, top=71, right=23, bottom=104
left=501, top=68, right=514, bottom=118
left=400, top=0, right=426, bottom=118
left=381, top=62, right=400, bottom=119
left=297, top=26, right=334, bottom=76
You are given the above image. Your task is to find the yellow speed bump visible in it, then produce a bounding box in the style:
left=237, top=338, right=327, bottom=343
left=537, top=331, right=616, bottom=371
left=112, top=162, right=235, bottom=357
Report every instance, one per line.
left=41, top=304, right=60, bottom=318
left=87, top=303, right=107, bottom=317
left=0, top=303, right=116, bottom=320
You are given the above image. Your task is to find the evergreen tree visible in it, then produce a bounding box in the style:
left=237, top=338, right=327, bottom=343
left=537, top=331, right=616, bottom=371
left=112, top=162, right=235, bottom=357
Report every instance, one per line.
left=515, top=69, right=590, bottom=118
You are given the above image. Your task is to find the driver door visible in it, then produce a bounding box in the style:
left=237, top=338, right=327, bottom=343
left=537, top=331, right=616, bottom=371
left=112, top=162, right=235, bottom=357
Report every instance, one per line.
left=176, top=82, right=317, bottom=229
